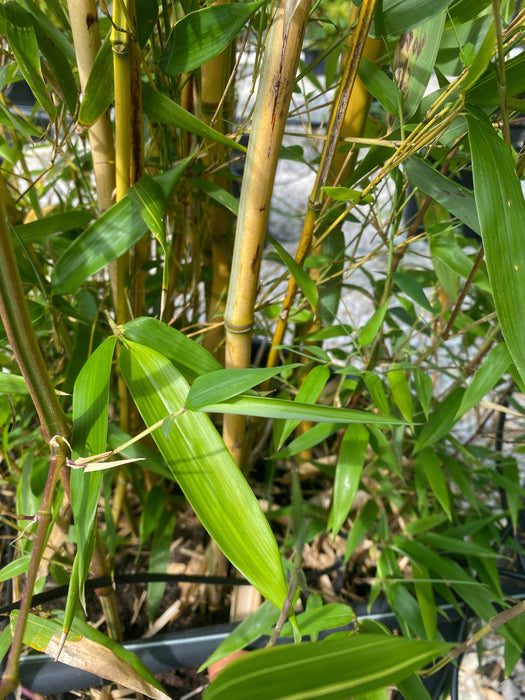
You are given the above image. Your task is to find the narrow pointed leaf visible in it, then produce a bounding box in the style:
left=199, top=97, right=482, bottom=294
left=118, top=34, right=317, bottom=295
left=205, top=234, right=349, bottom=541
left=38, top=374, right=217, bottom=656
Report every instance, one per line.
left=370, top=0, right=454, bottom=38
left=269, top=235, right=318, bottom=310
left=404, top=157, right=480, bottom=235
left=186, top=365, right=300, bottom=409
left=271, top=422, right=342, bottom=460
left=329, top=424, right=369, bottom=536
left=142, top=84, right=245, bottom=152
left=12, top=210, right=94, bottom=249
left=274, top=365, right=331, bottom=450
left=200, top=395, right=405, bottom=426
left=357, top=57, right=401, bottom=116
left=413, top=387, right=464, bottom=453
left=119, top=340, right=288, bottom=608
left=387, top=368, right=413, bottom=423
left=3, top=2, right=56, bottom=119
left=203, top=634, right=451, bottom=700
left=416, top=449, right=452, bottom=521
left=393, top=12, right=445, bottom=121
left=68, top=336, right=116, bottom=623
left=78, top=32, right=112, bottom=126
left=188, top=177, right=239, bottom=216
left=280, top=603, right=354, bottom=638
left=160, top=0, right=267, bottom=75
left=456, top=342, right=511, bottom=418
left=127, top=172, right=166, bottom=243
left=467, top=108, right=525, bottom=386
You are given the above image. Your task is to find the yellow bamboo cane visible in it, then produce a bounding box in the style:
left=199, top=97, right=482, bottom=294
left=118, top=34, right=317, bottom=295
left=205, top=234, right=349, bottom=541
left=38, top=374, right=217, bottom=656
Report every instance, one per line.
left=223, top=0, right=312, bottom=467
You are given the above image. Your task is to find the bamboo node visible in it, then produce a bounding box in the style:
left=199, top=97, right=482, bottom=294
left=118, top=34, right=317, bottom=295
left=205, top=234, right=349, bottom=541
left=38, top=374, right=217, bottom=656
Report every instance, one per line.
left=224, top=321, right=253, bottom=335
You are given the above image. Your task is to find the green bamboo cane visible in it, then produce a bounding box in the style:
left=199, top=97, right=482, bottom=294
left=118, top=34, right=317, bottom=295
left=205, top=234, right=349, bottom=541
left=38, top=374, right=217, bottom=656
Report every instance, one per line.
left=223, top=0, right=312, bottom=466
left=0, top=195, right=70, bottom=698
left=266, top=0, right=378, bottom=371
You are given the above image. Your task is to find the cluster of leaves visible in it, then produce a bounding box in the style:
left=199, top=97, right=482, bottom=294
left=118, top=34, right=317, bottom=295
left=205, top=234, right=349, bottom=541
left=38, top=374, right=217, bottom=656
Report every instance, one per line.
left=1, top=0, right=525, bottom=699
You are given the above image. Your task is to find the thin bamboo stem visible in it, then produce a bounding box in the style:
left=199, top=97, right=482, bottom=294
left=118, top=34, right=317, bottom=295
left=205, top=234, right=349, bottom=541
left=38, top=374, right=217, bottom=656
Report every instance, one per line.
left=266, top=0, right=378, bottom=371
left=0, top=437, right=70, bottom=700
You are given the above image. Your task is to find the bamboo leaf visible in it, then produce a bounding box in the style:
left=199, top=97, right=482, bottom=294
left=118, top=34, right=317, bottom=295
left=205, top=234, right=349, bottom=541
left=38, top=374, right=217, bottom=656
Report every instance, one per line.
left=456, top=342, right=511, bottom=418
left=357, top=56, right=401, bottom=116
left=370, top=0, right=454, bottom=38
left=321, top=187, right=374, bottom=204
left=387, top=368, right=413, bottom=423
left=188, top=177, right=239, bottom=216
left=202, top=601, right=280, bottom=670
left=119, top=340, right=288, bottom=609
left=121, top=317, right=222, bottom=382
left=186, top=365, right=301, bottom=410
left=78, top=32, right=112, bottom=126
left=142, top=83, right=245, bottom=152
left=198, top=395, right=405, bottom=426
left=148, top=509, right=176, bottom=622
left=467, top=108, right=525, bottom=386
left=392, top=271, right=433, bottom=313
left=203, top=634, right=451, bottom=700
left=0, top=373, right=28, bottom=393
left=269, top=235, right=318, bottom=311
left=52, top=161, right=191, bottom=294
left=160, top=0, right=267, bottom=75
left=127, top=172, right=166, bottom=244
left=280, top=603, right=355, bottom=638
left=0, top=554, right=30, bottom=581
left=69, top=336, right=117, bottom=622
left=413, top=387, right=464, bottom=453
left=358, top=302, right=388, bottom=347
left=12, top=611, right=170, bottom=700
left=2, top=2, right=56, bottom=119
left=404, top=157, right=480, bottom=235
left=273, top=365, right=331, bottom=450
left=12, top=210, right=94, bottom=248
left=329, top=424, right=369, bottom=536
left=393, top=12, right=445, bottom=121
left=460, top=22, right=495, bottom=94
left=271, top=422, right=342, bottom=460
left=416, top=448, right=452, bottom=521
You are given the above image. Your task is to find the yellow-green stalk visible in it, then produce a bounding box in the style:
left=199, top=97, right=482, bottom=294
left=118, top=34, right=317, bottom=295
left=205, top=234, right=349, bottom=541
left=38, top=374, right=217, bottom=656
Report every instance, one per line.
left=223, top=0, right=312, bottom=465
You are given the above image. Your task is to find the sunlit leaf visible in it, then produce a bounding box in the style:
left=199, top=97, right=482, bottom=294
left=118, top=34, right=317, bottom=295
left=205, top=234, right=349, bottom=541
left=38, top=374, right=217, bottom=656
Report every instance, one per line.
left=387, top=368, right=413, bottom=423
left=202, top=601, right=279, bottom=670
left=186, top=365, right=301, bottom=410
left=142, top=84, right=245, bottom=152
left=119, top=340, right=288, bottom=608
left=0, top=554, right=30, bottom=581
left=78, top=32, right=112, bottom=126
left=121, top=317, right=222, bottom=382
left=280, top=603, right=354, bottom=638
left=200, top=394, right=405, bottom=426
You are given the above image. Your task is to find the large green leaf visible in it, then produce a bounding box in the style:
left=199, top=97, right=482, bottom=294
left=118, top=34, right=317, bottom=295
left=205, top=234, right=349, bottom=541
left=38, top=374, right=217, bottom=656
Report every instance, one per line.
left=0, top=373, right=28, bottom=393
left=78, top=32, right=112, bottom=126
left=467, top=108, right=525, bottom=385
left=203, top=634, right=451, bottom=700
left=52, top=162, right=191, bottom=294
left=160, top=0, right=267, bottom=75
left=119, top=339, right=288, bottom=609
left=12, top=210, right=94, bottom=248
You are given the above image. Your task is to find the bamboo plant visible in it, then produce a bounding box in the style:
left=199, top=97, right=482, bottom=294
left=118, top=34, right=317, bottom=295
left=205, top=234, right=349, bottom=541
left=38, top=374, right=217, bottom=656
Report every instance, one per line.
left=2, top=1, right=525, bottom=699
